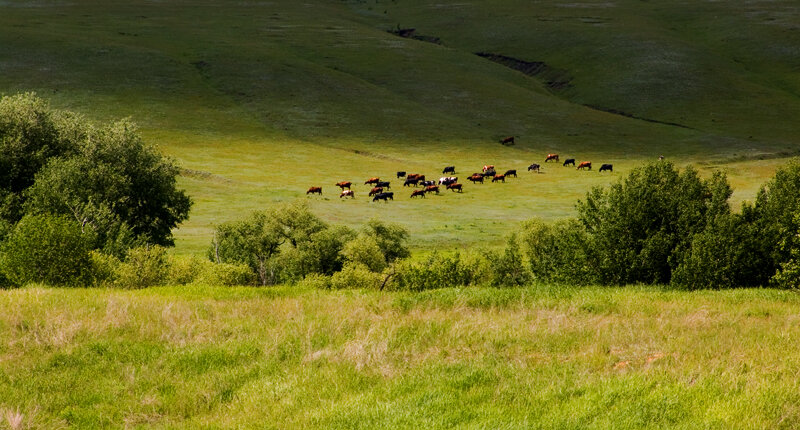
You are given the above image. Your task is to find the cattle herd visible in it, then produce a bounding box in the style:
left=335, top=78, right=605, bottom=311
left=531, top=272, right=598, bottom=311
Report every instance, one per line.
left=305, top=153, right=614, bottom=201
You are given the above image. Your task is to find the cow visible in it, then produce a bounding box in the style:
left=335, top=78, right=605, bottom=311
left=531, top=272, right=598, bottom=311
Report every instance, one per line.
left=545, top=153, right=559, bottom=162
left=425, top=185, right=440, bottom=194
left=443, top=166, right=456, bottom=174
left=492, top=174, right=505, bottom=183
left=599, top=164, right=613, bottom=173
left=439, top=177, right=457, bottom=186
left=369, top=187, right=384, bottom=196
left=372, top=192, right=394, bottom=202
left=340, top=190, right=355, bottom=199
left=447, top=183, right=463, bottom=192
left=658, top=155, right=665, bottom=161
left=336, top=181, right=352, bottom=190
left=577, top=161, right=592, bottom=170
left=528, top=163, right=540, bottom=173
left=504, top=169, right=517, bottom=178
left=306, top=186, right=322, bottom=195
left=410, top=189, right=426, bottom=198
left=404, top=178, right=420, bottom=187
left=376, top=181, right=391, bottom=189
left=406, top=173, right=421, bottom=181
left=364, top=177, right=380, bottom=185
left=483, top=165, right=495, bottom=172
left=397, top=171, right=406, bottom=178
left=482, top=169, right=496, bottom=177
left=563, top=158, right=575, bottom=167
left=420, top=180, right=436, bottom=187
left=468, top=174, right=484, bottom=184
left=500, top=136, right=515, bottom=145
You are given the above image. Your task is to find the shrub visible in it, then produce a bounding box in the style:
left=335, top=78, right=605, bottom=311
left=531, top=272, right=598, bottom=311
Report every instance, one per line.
left=296, top=273, right=333, bottom=290
left=363, top=219, right=410, bottom=264
left=342, top=233, right=387, bottom=272
left=487, top=234, right=531, bottom=288
left=89, top=250, right=121, bottom=287
left=329, top=263, right=382, bottom=290
left=114, top=245, right=169, bottom=289
left=391, top=251, right=490, bottom=291
left=195, top=261, right=256, bottom=286
left=0, top=214, right=93, bottom=287
left=519, top=218, right=597, bottom=285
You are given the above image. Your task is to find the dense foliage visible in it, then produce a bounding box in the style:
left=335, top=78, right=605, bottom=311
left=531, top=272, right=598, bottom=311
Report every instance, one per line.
left=0, top=93, right=192, bottom=286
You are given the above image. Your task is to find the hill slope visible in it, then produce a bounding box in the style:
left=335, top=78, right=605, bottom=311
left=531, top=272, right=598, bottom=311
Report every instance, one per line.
left=0, top=0, right=797, bottom=253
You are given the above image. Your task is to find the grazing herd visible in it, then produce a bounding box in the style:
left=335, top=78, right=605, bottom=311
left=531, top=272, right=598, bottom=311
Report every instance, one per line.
left=306, top=153, right=616, bottom=201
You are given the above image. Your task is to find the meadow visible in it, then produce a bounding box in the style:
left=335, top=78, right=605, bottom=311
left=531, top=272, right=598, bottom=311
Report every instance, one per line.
left=2, top=0, right=799, bottom=254
left=1, top=285, right=800, bottom=429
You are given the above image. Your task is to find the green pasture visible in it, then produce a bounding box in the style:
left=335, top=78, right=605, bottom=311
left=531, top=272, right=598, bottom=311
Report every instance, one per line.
left=2, top=285, right=800, bottom=428
left=1, top=0, right=798, bottom=254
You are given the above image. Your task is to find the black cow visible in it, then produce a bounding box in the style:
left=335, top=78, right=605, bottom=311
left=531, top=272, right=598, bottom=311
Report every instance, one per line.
left=397, top=171, right=406, bottom=178
left=528, top=163, right=540, bottom=173
left=420, top=180, right=436, bottom=187
left=376, top=181, right=391, bottom=189
left=563, top=158, right=575, bottom=167
left=599, top=164, right=613, bottom=173
left=404, top=178, right=419, bottom=187
left=372, top=192, right=394, bottom=202
left=443, top=166, right=456, bottom=174
left=482, top=169, right=496, bottom=177
left=504, top=169, right=517, bottom=178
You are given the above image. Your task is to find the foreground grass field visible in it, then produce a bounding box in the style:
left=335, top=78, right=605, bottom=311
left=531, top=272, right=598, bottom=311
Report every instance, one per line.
left=1, top=285, right=800, bottom=428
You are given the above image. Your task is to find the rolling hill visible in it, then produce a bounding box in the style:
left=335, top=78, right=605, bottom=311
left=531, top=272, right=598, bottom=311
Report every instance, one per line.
left=1, top=0, right=798, bottom=253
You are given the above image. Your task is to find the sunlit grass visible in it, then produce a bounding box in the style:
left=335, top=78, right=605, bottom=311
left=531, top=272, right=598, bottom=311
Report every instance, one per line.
left=1, top=285, right=799, bottom=428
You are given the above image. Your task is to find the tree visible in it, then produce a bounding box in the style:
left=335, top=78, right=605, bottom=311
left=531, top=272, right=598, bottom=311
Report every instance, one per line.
left=210, top=210, right=283, bottom=285
left=24, top=120, right=191, bottom=247
left=576, top=162, right=729, bottom=285
left=363, top=219, right=410, bottom=264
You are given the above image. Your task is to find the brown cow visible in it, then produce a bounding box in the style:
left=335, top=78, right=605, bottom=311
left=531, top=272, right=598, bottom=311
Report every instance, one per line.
left=340, top=190, right=355, bottom=198
left=406, top=173, right=422, bottom=181
left=306, top=186, right=322, bottom=195
left=369, top=187, right=384, bottom=196
left=483, top=164, right=495, bottom=172
left=577, top=161, right=592, bottom=170
left=364, top=177, right=380, bottom=185
left=425, top=185, right=440, bottom=194
left=545, top=153, right=559, bottom=162
left=336, top=181, right=352, bottom=190
left=410, top=189, right=426, bottom=198
left=468, top=174, right=484, bottom=184
left=500, top=136, right=515, bottom=145
left=447, top=183, right=463, bottom=192
left=492, top=174, right=505, bottom=183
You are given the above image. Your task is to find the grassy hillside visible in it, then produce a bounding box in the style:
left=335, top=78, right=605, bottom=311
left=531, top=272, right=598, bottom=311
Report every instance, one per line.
left=2, top=286, right=800, bottom=428
left=0, top=0, right=797, bottom=253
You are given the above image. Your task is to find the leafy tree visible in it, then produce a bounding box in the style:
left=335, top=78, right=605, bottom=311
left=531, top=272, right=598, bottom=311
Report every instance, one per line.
left=24, top=119, right=191, bottom=247
left=0, top=214, right=93, bottom=286
left=342, top=233, right=387, bottom=273
left=363, top=219, right=410, bottom=264
left=576, top=162, right=726, bottom=285
left=751, top=160, right=800, bottom=281
left=211, top=210, right=282, bottom=285
left=0, top=93, right=83, bottom=222
left=488, top=234, right=531, bottom=287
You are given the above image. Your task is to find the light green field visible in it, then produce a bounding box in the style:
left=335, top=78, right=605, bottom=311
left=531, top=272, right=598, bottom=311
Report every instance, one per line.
left=1, top=285, right=800, bottom=428
left=1, top=0, right=799, bottom=254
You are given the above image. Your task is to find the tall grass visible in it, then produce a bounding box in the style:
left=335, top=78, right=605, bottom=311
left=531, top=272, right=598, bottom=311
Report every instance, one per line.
left=1, top=285, right=799, bottom=428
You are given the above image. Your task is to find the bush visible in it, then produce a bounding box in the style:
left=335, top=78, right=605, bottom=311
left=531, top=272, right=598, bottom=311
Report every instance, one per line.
left=342, top=233, right=387, bottom=272
left=363, top=219, right=410, bottom=264
left=296, top=273, right=333, bottom=290
left=330, top=263, right=382, bottom=290
left=195, top=261, right=256, bottom=286
left=0, top=214, right=93, bottom=286
left=520, top=218, right=597, bottom=285
left=487, top=234, right=531, bottom=288
left=89, top=250, right=121, bottom=287
left=391, top=251, right=490, bottom=291
left=114, top=245, right=169, bottom=289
